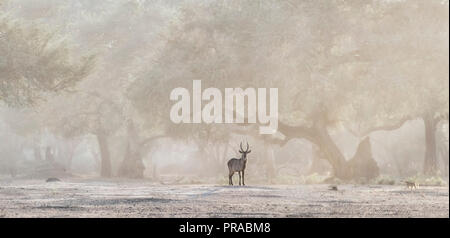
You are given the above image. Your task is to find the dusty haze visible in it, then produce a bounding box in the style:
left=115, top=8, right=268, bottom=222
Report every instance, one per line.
left=0, top=0, right=448, bottom=217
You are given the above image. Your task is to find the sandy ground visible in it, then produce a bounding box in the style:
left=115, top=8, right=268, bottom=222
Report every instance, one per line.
left=0, top=179, right=448, bottom=218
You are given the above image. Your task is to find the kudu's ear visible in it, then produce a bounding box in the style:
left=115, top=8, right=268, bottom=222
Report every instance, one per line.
left=247, top=150, right=251, bottom=153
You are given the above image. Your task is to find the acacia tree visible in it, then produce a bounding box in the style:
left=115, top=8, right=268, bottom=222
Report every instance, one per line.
left=14, top=0, right=177, bottom=178
left=1, top=1, right=93, bottom=172
left=0, top=13, right=94, bottom=106
left=130, top=0, right=448, bottom=180
left=37, top=90, right=124, bottom=177
left=341, top=0, right=449, bottom=175
left=129, top=0, right=374, bottom=179
left=268, top=0, right=448, bottom=178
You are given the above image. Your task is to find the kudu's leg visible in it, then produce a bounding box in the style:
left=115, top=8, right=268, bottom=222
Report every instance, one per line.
left=242, top=170, right=245, bottom=186
left=238, top=171, right=242, bottom=186
left=229, top=171, right=233, bottom=186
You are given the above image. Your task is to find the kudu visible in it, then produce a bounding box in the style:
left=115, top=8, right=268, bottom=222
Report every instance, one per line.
left=227, top=142, right=251, bottom=186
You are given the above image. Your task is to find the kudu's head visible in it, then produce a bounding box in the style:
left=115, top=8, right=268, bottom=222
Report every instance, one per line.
left=239, top=142, right=251, bottom=160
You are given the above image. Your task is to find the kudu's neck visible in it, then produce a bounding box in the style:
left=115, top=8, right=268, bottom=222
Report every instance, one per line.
left=240, top=154, right=247, bottom=161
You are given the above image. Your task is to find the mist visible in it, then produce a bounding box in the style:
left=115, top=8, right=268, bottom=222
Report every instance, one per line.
left=0, top=0, right=448, bottom=218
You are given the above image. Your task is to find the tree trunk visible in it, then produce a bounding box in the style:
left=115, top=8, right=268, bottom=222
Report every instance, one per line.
left=423, top=113, right=438, bottom=176
left=347, top=137, right=379, bottom=180
left=308, top=146, right=332, bottom=175
left=313, top=125, right=351, bottom=179
left=96, top=133, right=112, bottom=177
left=118, top=142, right=145, bottom=178
left=313, top=124, right=379, bottom=180
left=439, top=146, right=449, bottom=177
left=276, top=121, right=352, bottom=179
left=34, top=146, right=42, bottom=162
left=246, top=119, right=379, bottom=181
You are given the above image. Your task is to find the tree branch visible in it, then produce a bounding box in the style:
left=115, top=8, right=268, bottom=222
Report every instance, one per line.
left=349, top=116, right=413, bottom=137
left=139, top=135, right=166, bottom=147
